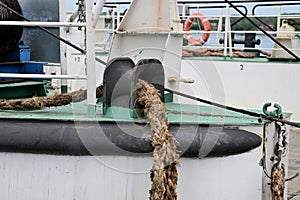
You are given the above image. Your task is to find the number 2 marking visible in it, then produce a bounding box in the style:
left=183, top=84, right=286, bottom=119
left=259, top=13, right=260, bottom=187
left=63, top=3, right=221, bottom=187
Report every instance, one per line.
left=240, top=64, right=244, bottom=70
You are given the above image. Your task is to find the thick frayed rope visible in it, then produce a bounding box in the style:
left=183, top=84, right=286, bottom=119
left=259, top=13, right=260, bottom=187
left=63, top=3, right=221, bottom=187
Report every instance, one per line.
left=136, top=79, right=179, bottom=200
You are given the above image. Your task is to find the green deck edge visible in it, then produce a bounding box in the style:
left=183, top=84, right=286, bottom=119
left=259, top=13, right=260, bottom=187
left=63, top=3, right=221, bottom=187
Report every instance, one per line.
left=0, top=81, right=47, bottom=99
left=0, top=99, right=276, bottom=126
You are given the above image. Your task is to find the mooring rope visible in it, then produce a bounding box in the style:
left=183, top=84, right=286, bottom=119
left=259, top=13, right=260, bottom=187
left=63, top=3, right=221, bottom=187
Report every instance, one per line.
left=0, top=86, right=103, bottom=110
left=137, top=79, right=179, bottom=200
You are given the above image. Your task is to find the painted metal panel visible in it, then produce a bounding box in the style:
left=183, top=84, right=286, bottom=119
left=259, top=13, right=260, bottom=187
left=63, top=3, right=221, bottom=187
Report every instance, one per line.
left=117, top=0, right=181, bottom=32
left=180, top=59, right=298, bottom=120
left=108, top=0, right=183, bottom=92
left=0, top=150, right=262, bottom=200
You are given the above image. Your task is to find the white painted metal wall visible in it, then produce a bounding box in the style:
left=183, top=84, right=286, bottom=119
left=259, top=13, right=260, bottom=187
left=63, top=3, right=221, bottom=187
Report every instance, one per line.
left=0, top=148, right=261, bottom=200
left=180, top=59, right=300, bottom=120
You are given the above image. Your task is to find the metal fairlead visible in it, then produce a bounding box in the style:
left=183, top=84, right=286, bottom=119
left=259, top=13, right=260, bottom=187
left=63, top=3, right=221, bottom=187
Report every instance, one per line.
left=263, top=102, right=283, bottom=118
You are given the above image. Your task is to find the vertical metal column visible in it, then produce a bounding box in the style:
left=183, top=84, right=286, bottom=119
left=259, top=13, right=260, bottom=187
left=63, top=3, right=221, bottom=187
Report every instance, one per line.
left=86, top=0, right=97, bottom=117
left=59, top=0, right=68, bottom=93
left=217, top=8, right=223, bottom=47
left=228, top=13, right=233, bottom=59
left=224, top=4, right=229, bottom=59
left=277, top=6, right=282, bottom=32
left=116, top=5, right=121, bottom=28
left=182, top=4, right=186, bottom=19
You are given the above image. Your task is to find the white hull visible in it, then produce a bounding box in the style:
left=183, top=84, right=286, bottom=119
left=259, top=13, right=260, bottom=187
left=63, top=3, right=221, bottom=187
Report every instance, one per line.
left=0, top=148, right=261, bottom=200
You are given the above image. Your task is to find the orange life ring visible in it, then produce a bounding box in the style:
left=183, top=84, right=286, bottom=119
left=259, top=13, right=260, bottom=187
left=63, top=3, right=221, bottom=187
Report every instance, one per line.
left=184, top=13, right=211, bottom=45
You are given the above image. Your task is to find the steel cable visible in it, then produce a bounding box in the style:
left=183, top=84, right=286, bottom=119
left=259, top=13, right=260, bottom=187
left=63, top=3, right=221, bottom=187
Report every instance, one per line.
left=165, top=88, right=300, bottom=128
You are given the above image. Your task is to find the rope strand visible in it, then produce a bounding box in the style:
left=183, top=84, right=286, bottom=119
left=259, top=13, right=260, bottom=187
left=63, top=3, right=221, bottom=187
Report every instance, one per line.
left=0, top=86, right=103, bottom=110
left=137, top=80, right=179, bottom=200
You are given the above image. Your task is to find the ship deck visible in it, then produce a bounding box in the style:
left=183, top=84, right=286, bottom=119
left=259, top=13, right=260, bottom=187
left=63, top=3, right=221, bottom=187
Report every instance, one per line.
left=0, top=98, right=274, bottom=126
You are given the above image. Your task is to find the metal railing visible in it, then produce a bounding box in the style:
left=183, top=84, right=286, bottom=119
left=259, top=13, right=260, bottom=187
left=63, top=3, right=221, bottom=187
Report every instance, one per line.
left=98, top=1, right=300, bottom=57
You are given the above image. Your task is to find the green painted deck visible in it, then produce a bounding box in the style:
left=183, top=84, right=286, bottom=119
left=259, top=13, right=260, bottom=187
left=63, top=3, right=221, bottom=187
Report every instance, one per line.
left=0, top=99, right=269, bottom=126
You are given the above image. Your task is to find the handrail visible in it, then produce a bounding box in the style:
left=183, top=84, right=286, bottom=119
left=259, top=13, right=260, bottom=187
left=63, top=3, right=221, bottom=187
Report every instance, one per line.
left=0, top=74, right=87, bottom=80
left=252, top=2, right=300, bottom=15
left=252, top=2, right=300, bottom=31
left=178, top=0, right=300, bottom=4
left=187, top=5, right=247, bottom=11
left=102, top=1, right=300, bottom=49
left=186, top=5, right=248, bottom=27
left=225, top=0, right=300, bottom=61
left=0, top=21, right=86, bottom=27
left=104, top=0, right=299, bottom=4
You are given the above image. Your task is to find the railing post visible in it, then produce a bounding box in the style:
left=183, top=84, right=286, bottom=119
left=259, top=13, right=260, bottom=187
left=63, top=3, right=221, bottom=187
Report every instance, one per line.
left=86, top=0, right=97, bottom=117
left=59, top=0, right=68, bottom=93
left=112, top=9, right=116, bottom=31
left=182, top=4, right=186, bottom=19
left=277, top=6, right=282, bottom=32
left=217, top=8, right=223, bottom=47
left=117, top=4, right=121, bottom=28
left=224, top=4, right=230, bottom=59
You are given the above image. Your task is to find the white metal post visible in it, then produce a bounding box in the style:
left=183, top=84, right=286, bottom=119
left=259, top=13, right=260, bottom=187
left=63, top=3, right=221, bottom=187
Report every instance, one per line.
left=86, top=0, right=97, bottom=117
left=217, top=8, right=223, bottom=47
left=59, top=0, right=67, bottom=93
left=228, top=11, right=233, bottom=59
left=224, top=5, right=229, bottom=59
left=182, top=4, right=186, bottom=19
left=116, top=4, right=121, bottom=28
left=277, top=6, right=282, bottom=32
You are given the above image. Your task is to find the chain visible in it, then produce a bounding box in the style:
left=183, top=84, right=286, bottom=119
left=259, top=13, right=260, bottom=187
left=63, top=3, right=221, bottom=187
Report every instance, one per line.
left=77, top=0, right=86, bottom=30
left=271, top=121, right=288, bottom=200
